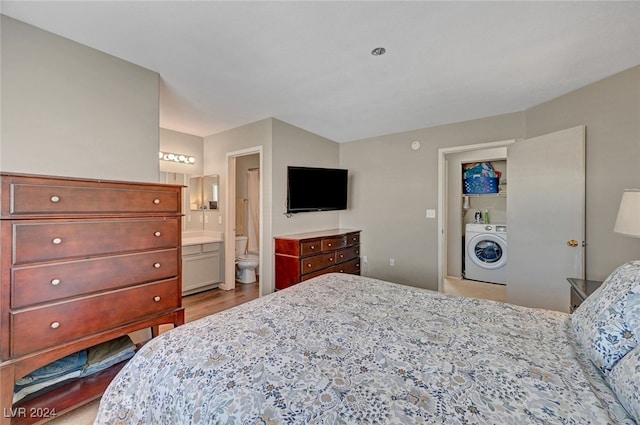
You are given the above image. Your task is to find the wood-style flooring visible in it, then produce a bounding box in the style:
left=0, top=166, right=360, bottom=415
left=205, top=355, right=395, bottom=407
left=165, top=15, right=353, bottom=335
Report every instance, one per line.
left=158, top=281, right=260, bottom=334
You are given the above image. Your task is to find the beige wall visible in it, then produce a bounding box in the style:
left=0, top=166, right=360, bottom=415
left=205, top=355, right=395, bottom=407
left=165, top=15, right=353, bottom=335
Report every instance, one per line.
left=203, top=118, right=340, bottom=295
left=159, top=128, right=204, bottom=230
left=271, top=118, right=341, bottom=237
left=524, top=65, right=640, bottom=280
left=6, top=13, right=636, bottom=295
left=340, top=65, right=639, bottom=290
left=204, top=118, right=272, bottom=294
left=204, top=118, right=272, bottom=235
left=1, top=16, right=160, bottom=183
left=339, top=113, right=524, bottom=290
left=159, top=128, right=203, bottom=176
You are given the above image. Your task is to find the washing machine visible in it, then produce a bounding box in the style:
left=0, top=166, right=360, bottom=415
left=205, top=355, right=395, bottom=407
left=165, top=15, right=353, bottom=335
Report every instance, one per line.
left=465, top=223, right=507, bottom=285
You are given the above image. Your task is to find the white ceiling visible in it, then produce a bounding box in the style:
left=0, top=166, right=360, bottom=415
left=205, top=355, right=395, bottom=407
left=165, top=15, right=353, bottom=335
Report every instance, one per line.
left=2, top=1, right=639, bottom=142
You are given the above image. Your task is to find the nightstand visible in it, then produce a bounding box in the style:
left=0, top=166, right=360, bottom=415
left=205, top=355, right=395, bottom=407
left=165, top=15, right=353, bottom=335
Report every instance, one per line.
left=566, top=277, right=603, bottom=313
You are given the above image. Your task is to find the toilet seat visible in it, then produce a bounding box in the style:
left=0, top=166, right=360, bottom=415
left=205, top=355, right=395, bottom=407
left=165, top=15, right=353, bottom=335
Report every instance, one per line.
left=238, top=254, right=259, bottom=262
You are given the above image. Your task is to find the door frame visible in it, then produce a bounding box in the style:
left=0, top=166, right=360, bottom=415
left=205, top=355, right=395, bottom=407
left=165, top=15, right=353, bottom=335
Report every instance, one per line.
left=437, top=139, right=515, bottom=292
left=223, top=145, right=263, bottom=292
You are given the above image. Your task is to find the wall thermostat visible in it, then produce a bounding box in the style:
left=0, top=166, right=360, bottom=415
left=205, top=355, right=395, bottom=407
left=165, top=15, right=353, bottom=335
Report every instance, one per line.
left=411, top=141, right=421, bottom=151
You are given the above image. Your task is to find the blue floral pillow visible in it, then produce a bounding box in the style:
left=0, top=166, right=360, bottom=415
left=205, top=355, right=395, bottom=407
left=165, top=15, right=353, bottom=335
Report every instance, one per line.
left=571, top=261, right=640, bottom=375
left=608, top=344, right=640, bottom=421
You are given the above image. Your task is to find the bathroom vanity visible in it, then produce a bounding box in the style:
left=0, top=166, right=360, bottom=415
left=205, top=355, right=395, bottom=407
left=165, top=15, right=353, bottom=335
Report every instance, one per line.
left=181, top=232, right=223, bottom=295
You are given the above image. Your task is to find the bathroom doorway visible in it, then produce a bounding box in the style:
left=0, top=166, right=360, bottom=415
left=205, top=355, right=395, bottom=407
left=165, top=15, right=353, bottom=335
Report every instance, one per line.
left=235, top=156, right=260, bottom=255
left=223, top=146, right=263, bottom=293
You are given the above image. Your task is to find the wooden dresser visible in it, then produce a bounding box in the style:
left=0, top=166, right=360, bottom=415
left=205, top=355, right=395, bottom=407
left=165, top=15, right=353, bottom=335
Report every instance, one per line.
left=274, top=229, right=360, bottom=290
left=0, top=173, right=184, bottom=425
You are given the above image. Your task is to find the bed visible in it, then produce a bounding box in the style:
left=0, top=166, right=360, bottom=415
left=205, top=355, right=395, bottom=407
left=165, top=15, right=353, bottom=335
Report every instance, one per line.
left=94, top=262, right=640, bottom=424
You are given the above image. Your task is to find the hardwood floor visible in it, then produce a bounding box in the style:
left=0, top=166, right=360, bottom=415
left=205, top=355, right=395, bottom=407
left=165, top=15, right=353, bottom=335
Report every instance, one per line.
left=158, top=282, right=260, bottom=333
left=185, top=281, right=260, bottom=320
left=48, top=282, right=260, bottom=425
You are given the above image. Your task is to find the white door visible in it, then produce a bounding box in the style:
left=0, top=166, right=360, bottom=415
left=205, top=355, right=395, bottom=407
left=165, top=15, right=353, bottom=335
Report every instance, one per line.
left=506, top=126, right=585, bottom=312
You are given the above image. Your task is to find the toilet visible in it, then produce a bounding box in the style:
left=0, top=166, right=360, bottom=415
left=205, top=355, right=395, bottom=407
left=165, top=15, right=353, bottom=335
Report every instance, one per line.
left=235, top=235, right=259, bottom=284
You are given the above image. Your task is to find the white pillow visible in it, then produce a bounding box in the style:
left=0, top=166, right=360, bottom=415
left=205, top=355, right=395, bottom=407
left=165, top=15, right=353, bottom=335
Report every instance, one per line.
left=608, top=344, right=640, bottom=421
left=570, top=261, right=640, bottom=374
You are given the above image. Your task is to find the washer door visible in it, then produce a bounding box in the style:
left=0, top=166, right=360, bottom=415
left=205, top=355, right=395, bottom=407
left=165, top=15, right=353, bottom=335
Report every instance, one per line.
left=467, top=233, right=507, bottom=270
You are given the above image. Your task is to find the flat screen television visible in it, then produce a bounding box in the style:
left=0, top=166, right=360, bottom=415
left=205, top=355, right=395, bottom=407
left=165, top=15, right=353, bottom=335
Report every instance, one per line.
left=286, top=166, right=348, bottom=213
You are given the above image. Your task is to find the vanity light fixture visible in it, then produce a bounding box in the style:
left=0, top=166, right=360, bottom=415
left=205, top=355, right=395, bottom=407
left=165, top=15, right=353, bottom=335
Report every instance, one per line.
left=159, top=151, right=196, bottom=165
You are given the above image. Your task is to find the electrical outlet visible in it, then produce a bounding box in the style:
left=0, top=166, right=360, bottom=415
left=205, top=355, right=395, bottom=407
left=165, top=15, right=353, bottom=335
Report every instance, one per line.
left=362, top=255, right=368, bottom=263
left=426, top=209, right=436, bottom=218
left=218, top=216, right=222, bottom=224
left=389, top=258, right=395, bottom=267
left=204, top=215, right=208, bottom=224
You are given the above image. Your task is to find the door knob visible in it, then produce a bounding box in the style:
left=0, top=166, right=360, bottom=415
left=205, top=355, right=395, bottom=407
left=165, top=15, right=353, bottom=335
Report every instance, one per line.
left=567, top=240, right=579, bottom=247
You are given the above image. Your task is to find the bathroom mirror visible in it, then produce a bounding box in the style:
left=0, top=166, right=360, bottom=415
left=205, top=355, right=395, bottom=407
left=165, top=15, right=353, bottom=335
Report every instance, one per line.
left=203, top=175, right=219, bottom=210
left=189, top=174, right=219, bottom=211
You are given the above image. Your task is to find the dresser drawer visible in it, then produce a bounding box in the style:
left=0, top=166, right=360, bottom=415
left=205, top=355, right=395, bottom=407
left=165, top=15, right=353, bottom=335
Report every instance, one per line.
left=335, top=245, right=360, bottom=263
left=322, top=236, right=346, bottom=251
left=11, top=278, right=180, bottom=356
left=345, top=232, right=360, bottom=246
left=8, top=183, right=179, bottom=216
left=300, top=239, right=323, bottom=257
left=12, top=249, right=179, bottom=308
left=335, top=257, right=361, bottom=274
left=300, top=252, right=335, bottom=275
left=13, top=218, right=179, bottom=264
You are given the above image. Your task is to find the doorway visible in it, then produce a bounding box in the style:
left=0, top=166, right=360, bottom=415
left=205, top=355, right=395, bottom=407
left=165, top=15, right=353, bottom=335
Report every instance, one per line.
left=438, top=127, right=585, bottom=312
left=437, top=140, right=514, bottom=293
left=223, top=146, right=263, bottom=293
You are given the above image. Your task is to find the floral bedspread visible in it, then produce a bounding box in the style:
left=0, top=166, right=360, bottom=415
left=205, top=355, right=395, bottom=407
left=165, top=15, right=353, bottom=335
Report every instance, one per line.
left=94, top=273, right=634, bottom=424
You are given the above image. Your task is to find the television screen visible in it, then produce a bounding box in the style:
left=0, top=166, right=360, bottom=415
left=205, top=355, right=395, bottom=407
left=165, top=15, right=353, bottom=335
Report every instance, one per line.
left=287, top=166, right=348, bottom=213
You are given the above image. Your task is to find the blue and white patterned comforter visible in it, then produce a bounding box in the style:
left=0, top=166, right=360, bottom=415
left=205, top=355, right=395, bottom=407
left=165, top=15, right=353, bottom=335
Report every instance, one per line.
left=94, top=273, right=635, bottom=424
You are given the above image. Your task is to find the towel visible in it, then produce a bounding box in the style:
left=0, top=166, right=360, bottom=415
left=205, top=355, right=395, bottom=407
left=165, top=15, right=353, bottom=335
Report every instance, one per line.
left=16, top=350, right=87, bottom=387
left=80, top=335, right=136, bottom=377
left=14, top=350, right=87, bottom=403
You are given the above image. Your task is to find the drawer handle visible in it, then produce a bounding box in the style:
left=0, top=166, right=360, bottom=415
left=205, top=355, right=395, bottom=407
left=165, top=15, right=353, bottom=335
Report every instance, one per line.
left=153, top=262, right=161, bottom=269
left=154, top=231, right=162, bottom=237
left=52, top=237, right=63, bottom=245
left=153, top=198, right=161, bottom=205
left=154, top=296, right=161, bottom=302
left=50, top=321, right=60, bottom=329
left=355, top=250, right=359, bottom=254
left=329, top=257, right=334, bottom=262
left=307, top=264, right=312, bottom=268
left=327, top=243, right=332, bottom=247
left=50, top=195, right=60, bottom=203
left=339, top=254, right=344, bottom=259
left=50, top=278, right=61, bottom=286
left=310, top=245, right=315, bottom=250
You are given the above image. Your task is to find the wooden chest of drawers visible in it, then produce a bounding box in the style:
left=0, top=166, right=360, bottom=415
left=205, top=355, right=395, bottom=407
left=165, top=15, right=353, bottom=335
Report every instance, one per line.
left=0, top=173, right=184, bottom=424
left=274, top=229, right=361, bottom=290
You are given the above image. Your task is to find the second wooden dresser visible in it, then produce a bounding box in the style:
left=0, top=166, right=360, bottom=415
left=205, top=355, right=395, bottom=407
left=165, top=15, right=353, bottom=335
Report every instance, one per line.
left=274, top=229, right=360, bottom=290
left=0, top=173, right=184, bottom=425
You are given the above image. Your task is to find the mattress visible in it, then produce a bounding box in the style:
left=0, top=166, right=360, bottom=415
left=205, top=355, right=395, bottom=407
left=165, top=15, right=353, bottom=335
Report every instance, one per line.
left=94, top=273, right=635, bottom=424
